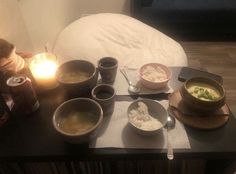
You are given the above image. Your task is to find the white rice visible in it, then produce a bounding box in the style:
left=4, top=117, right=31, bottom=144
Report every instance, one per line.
left=141, top=65, right=167, bottom=82
left=128, top=102, right=163, bottom=131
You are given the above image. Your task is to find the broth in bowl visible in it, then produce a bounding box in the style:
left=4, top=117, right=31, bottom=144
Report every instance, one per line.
left=58, top=111, right=98, bottom=134
left=187, top=82, right=221, bottom=101
left=58, top=70, right=90, bottom=83
left=180, top=77, right=226, bottom=112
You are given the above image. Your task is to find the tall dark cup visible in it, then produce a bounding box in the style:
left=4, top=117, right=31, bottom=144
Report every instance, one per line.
left=98, top=57, right=118, bottom=84
left=91, top=84, right=115, bottom=117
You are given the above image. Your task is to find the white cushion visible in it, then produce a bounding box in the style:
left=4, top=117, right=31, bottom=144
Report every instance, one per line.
left=53, top=13, right=187, bottom=67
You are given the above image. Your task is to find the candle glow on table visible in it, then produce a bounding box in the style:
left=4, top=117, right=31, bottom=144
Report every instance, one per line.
left=30, top=53, right=58, bottom=89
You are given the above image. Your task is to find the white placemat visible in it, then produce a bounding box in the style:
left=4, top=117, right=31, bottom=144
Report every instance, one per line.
left=98, top=67, right=173, bottom=96
left=90, top=100, right=191, bottom=149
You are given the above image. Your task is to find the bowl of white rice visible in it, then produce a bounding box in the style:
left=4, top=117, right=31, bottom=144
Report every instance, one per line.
left=139, top=63, right=171, bottom=90
left=127, top=99, right=168, bottom=136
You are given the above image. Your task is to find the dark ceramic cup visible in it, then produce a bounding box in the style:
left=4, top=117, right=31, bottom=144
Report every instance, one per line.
left=91, top=84, right=116, bottom=117
left=98, top=57, right=118, bottom=84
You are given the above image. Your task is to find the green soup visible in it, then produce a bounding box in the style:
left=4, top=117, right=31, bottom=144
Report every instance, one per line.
left=187, top=82, right=221, bottom=101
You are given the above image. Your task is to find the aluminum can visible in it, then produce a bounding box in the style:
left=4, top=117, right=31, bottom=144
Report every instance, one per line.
left=6, top=75, right=39, bottom=115
left=0, top=94, right=11, bottom=126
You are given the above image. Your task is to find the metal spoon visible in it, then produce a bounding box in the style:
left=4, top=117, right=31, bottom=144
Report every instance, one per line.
left=120, top=68, right=140, bottom=94
left=167, top=110, right=176, bottom=128
left=166, top=108, right=176, bottom=160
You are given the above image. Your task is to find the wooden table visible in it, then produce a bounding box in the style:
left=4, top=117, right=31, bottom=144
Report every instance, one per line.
left=0, top=42, right=236, bottom=173
left=0, top=67, right=236, bottom=163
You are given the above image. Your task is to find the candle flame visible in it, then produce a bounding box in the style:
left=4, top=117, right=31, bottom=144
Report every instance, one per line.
left=30, top=53, right=58, bottom=79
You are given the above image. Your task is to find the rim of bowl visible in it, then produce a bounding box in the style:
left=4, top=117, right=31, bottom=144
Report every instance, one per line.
left=91, top=84, right=116, bottom=101
left=127, top=99, right=167, bottom=132
left=139, top=63, right=172, bottom=83
left=52, top=97, right=103, bottom=136
left=184, top=77, right=225, bottom=102
left=56, top=60, right=97, bottom=85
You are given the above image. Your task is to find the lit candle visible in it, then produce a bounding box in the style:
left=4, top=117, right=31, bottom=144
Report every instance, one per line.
left=29, top=53, right=58, bottom=90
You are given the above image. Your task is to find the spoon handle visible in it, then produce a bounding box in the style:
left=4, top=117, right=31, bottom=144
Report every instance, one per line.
left=120, top=68, right=132, bottom=85
left=167, top=128, right=174, bottom=160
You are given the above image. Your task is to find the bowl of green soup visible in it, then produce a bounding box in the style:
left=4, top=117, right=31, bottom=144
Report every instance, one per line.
left=180, top=77, right=225, bottom=112
left=56, top=60, right=98, bottom=97
left=52, top=98, right=103, bottom=144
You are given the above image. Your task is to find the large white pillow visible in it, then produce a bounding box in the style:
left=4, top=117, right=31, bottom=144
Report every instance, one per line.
left=53, top=13, right=187, bottom=67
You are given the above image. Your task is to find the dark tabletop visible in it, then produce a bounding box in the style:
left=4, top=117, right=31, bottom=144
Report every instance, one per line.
left=0, top=67, right=236, bottom=162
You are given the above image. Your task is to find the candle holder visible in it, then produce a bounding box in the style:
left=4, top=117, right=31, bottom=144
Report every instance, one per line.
left=29, top=53, right=58, bottom=90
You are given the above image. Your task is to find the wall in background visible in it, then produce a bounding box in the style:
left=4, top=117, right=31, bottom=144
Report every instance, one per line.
left=0, top=0, right=33, bottom=51
left=17, top=0, right=130, bottom=52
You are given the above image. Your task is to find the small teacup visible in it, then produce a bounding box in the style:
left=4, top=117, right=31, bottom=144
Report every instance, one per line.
left=91, top=84, right=116, bottom=117
left=98, top=57, right=118, bottom=84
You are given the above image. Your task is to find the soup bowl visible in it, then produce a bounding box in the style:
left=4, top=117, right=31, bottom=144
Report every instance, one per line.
left=56, top=60, right=98, bottom=97
left=180, top=77, right=226, bottom=112
left=52, top=98, right=103, bottom=144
